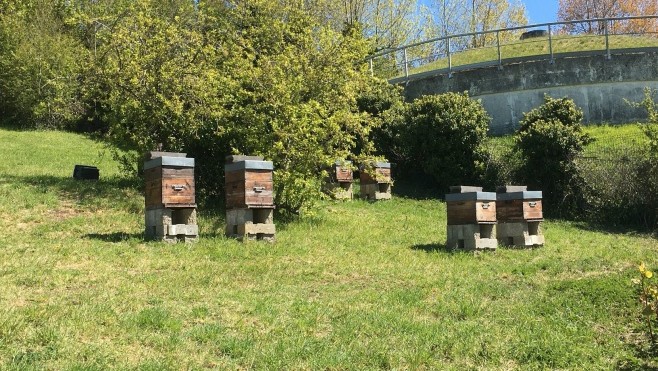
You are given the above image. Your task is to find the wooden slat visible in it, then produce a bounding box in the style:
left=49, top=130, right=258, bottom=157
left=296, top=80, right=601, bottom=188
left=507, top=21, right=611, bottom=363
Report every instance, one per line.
left=497, top=199, right=543, bottom=221
left=335, top=166, right=353, bottom=182
left=523, top=200, right=543, bottom=220
left=447, top=200, right=496, bottom=224
left=476, top=201, right=496, bottom=223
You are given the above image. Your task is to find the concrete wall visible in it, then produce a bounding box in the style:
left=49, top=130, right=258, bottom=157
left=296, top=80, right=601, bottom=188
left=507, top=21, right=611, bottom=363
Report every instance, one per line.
left=401, top=49, right=658, bottom=135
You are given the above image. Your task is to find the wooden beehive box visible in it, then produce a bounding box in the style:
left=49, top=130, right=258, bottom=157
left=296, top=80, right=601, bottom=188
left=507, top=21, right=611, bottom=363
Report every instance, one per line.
left=225, top=158, right=274, bottom=209
left=360, top=162, right=391, bottom=185
left=144, top=155, right=195, bottom=209
left=445, top=191, right=497, bottom=225
left=334, top=161, right=353, bottom=183
left=496, top=191, right=543, bottom=222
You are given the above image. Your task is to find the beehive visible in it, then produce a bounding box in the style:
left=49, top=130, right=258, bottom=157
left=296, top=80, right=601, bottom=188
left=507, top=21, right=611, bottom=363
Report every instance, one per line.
left=445, top=186, right=497, bottom=250
left=360, top=161, right=392, bottom=200
left=324, top=160, right=354, bottom=200
left=225, top=158, right=274, bottom=209
left=224, top=155, right=275, bottom=241
left=496, top=185, right=544, bottom=247
left=143, top=152, right=198, bottom=243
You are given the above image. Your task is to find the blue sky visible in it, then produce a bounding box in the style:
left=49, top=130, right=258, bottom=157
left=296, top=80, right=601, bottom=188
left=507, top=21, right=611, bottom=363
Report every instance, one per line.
left=524, top=1, right=559, bottom=25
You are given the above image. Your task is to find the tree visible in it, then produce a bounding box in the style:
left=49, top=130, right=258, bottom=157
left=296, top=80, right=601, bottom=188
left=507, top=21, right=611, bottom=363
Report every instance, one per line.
left=427, top=0, right=527, bottom=49
left=515, top=96, right=593, bottom=216
left=558, top=0, right=658, bottom=35
left=86, top=0, right=384, bottom=214
left=0, top=0, right=85, bottom=129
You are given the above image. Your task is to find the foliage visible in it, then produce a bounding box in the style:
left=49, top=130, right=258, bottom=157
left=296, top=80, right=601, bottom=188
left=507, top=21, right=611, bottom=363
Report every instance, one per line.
left=385, top=92, right=490, bottom=190
left=558, top=0, right=658, bottom=35
left=79, top=0, right=380, bottom=215
left=515, top=95, right=592, bottom=216
left=0, top=0, right=85, bottom=129
left=576, top=90, right=658, bottom=228
left=427, top=0, right=527, bottom=48
left=633, top=262, right=658, bottom=343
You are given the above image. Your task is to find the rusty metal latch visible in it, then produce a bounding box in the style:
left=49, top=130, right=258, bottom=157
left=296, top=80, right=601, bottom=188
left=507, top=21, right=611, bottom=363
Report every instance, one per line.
left=253, top=186, right=266, bottom=193
left=529, top=201, right=537, bottom=207
left=171, top=185, right=186, bottom=192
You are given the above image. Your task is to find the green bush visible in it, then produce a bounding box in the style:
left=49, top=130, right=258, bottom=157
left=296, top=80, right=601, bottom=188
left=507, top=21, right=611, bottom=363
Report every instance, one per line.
left=0, top=0, right=85, bottom=129
left=515, top=96, right=592, bottom=216
left=575, top=90, right=658, bottom=229
left=88, top=1, right=381, bottom=215
left=397, top=92, right=490, bottom=191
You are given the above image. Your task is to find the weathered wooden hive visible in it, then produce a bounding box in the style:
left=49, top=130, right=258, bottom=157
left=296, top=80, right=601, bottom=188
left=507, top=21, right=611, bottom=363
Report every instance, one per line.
left=224, top=155, right=275, bottom=241
left=445, top=186, right=497, bottom=250
left=144, top=152, right=198, bottom=242
left=324, top=160, right=354, bottom=200
left=496, top=185, right=544, bottom=247
left=359, top=161, right=392, bottom=200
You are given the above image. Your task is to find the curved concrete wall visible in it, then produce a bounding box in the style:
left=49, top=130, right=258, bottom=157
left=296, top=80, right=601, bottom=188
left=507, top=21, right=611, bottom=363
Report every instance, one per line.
left=401, top=49, right=658, bottom=135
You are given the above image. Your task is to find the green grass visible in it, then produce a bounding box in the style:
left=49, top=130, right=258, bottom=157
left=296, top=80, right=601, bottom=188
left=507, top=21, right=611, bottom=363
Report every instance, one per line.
left=2, top=128, right=658, bottom=369
left=386, top=34, right=658, bottom=78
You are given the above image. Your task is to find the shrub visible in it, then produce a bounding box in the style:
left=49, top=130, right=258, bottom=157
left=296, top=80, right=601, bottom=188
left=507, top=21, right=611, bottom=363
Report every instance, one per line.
left=515, top=95, right=592, bottom=216
left=381, top=92, right=490, bottom=191
left=0, top=0, right=85, bottom=129
left=90, top=1, right=382, bottom=215
left=633, top=262, right=658, bottom=343
left=576, top=89, right=658, bottom=229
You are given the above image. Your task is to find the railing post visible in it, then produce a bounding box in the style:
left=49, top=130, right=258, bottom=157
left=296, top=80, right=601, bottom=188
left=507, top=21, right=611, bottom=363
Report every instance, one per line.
left=403, top=48, right=409, bottom=79
left=604, top=20, right=611, bottom=60
left=447, top=37, right=452, bottom=78
left=496, top=31, right=502, bottom=70
left=369, top=58, right=374, bottom=76
left=548, top=24, right=554, bottom=64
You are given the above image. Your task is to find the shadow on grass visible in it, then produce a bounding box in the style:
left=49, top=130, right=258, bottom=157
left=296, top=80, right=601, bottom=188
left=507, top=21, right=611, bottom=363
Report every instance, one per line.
left=570, top=219, right=657, bottom=238
left=411, top=243, right=453, bottom=253
left=5, top=174, right=142, bottom=206
left=391, top=174, right=444, bottom=201
left=85, top=232, right=143, bottom=242
left=616, top=340, right=658, bottom=370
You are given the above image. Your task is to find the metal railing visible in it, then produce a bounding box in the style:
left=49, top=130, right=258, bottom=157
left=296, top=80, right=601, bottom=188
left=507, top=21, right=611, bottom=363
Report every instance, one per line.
left=368, top=15, right=658, bottom=81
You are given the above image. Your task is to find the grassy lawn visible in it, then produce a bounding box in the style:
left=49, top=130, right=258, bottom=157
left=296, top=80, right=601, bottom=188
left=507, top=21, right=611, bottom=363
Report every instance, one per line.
left=382, top=34, right=658, bottom=79
left=1, top=128, right=658, bottom=369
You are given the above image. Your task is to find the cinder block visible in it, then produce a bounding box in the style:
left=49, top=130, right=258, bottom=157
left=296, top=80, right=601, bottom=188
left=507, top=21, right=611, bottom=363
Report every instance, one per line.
left=324, top=182, right=353, bottom=200
left=447, top=223, right=497, bottom=251
left=360, top=183, right=392, bottom=201
left=497, top=221, right=544, bottom=247
left=225, top=208, right=275, bottom=242
left=145, top=207, right=198, bottom=242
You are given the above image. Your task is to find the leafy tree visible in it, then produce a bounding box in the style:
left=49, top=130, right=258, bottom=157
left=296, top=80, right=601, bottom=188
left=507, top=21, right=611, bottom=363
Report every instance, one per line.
left=515, top=95, right=592, bottom=216
left=84, top=0, right=381, bottom=214
left=0, top=0, right=85, bottom=129
left=427, top=0, right=528, bottom=49
left=381, top=92, right=490, bottom=191
left=558, top=0, right=658, bottom=35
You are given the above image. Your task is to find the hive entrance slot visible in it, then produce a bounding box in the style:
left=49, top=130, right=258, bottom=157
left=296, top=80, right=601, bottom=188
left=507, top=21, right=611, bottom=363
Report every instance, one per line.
left=378, top=183, right=390, bottom=193
left=253, top=209, right=271, bottom=224
left=528, top=221, right=540, bottom=236
left=172, top=209, right=193, bottom=225
left=457, top=239, right=465, bottom=249
left=480, top=224, right=494, bottom=239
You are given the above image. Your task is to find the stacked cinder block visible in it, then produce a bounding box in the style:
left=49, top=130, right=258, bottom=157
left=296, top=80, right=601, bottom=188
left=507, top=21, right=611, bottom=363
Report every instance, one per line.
left=324, top=160, right=354, bottom=200
left=144, top=152, right=198, bottom=243
left=496, top=185, right=544, bottom=247
left=445, top=186, right=497, bottom=250
left=224, top=155, right=275, bottom=241
left=360, top=161, right=392, bottom=200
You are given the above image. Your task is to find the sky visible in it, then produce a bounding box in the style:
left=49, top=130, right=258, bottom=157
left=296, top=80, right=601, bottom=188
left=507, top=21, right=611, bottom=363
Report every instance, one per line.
left=524, top=1, right=560, bottom=25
